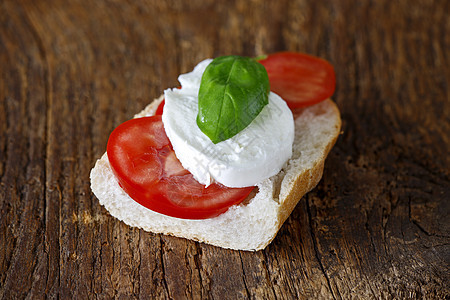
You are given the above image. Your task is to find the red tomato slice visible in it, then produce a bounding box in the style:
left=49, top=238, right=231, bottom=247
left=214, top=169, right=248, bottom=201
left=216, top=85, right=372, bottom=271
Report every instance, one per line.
left=258, top=52, right=336, bottom=109
left=107, top=115, right=254, bottom=219
left=155, top=99, right=165, bottom=115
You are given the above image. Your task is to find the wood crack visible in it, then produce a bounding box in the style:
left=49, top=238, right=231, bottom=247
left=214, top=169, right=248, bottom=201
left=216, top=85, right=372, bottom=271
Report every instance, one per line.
left=159, top=236, right=171, bottom=299
left=193, top=243, right=204, bottom=299
left=408, top=197, right=449, bottom=239
left=135, top=232, right=141, bottom=298
left=382, top=182, right=401, bottom=255
left=261, top=251, right=277, bottom=300
left=363, top=209, right=378, bottom=253
left=361, top=211, right=379, bottom=298
left=238, top=251, right=251, bottom=299
left=306, top=196, right=339, bottom=300
left=19, top=2, right=57, bottom=298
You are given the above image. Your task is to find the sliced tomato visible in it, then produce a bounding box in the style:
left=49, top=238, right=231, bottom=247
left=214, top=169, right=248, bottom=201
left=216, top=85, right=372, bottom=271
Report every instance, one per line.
left=258, top=51, right=336, bottom=109
left=107, top=115, right=254, bottom=219
left=155, top=99, right=165, bottom=115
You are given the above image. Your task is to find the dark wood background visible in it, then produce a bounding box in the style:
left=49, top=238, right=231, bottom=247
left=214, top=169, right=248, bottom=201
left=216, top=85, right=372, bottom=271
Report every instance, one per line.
left=1, top=0, right=449, bottom=299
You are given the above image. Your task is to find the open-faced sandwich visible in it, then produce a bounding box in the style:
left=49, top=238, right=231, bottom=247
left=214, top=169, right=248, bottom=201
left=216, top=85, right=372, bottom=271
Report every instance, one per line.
left=90, top=52, right=341, bottom=251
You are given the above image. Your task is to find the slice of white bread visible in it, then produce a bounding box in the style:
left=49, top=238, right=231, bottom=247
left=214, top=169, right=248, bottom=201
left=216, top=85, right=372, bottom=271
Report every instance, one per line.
left=90, top=95, right=341, bottom=251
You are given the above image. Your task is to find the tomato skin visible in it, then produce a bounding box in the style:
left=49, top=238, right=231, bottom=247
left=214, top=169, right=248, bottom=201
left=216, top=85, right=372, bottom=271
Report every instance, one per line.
left=107, top=115, right=254, bottom=219
left=258, top=51, right=336, bottom=109
left=155, top=99, right=165, bottom=115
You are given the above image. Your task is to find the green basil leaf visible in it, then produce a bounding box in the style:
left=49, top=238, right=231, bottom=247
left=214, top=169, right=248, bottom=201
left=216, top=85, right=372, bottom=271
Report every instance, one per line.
left=196, top=55, right=270, bottom=144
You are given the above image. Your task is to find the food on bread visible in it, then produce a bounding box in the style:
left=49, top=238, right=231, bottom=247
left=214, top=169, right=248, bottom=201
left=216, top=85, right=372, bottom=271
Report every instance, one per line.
left=162, top=58, right=295, bottom=188
left=90, top=52, right=341, bottom=251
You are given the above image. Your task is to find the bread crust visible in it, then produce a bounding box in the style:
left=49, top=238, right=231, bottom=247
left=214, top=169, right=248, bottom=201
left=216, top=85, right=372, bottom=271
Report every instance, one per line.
left=90, top=95, right=341, bottom=251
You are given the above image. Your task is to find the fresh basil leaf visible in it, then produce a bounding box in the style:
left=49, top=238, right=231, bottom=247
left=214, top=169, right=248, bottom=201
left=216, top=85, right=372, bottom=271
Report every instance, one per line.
left=196, top=55, right=270, bottom=144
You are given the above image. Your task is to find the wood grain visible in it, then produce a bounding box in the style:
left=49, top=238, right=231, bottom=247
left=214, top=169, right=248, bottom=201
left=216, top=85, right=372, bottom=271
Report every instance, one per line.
left=0, top=0, right=448, bottom=298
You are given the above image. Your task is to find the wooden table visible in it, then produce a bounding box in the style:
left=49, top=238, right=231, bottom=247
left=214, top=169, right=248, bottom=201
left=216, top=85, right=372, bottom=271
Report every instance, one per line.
left=1, top=0, right=448, bottom=298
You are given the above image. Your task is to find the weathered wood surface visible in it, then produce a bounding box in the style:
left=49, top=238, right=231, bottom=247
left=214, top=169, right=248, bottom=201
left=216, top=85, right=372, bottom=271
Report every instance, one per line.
left=0, top=0, right=449, bottom=299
